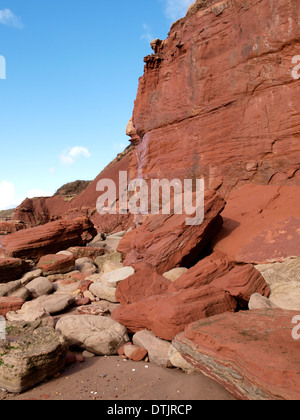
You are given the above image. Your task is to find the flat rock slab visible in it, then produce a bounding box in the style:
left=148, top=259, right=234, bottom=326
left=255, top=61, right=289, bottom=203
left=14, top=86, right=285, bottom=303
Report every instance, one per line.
left=37, top=254, right=75, bottom=275
left=173, top=309, right=300, bottom=400
left=0, top=321, right=67, bottom=393
left=2, top=217, right=96, bottom=261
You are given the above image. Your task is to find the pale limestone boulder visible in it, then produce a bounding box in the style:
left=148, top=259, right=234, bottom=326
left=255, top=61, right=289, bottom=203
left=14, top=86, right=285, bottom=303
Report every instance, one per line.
left=163, top=267, right=188, bottom=282
left=6, top=300, right=54, bottom=328
left=0, top=280, right=22, bottom=297
left=89, top=283, right=117, bottom=303
left=36, top=294, right=75, bottom=314
left=88, top=266, right=134, bottom=303
left=132, top=330, right=172, bottom=368
left=255, top=258, right=300, bottom=310
left=102, top=261, right=123, bottom=273
left=94, top=251, right=122, bottom=270
left=56, top=315, right=129, bottom=355
left=26, top=277, right=54, bottom=298
left=19, top=269, right=43, bottom=286
left=99, top=266, right=135, bottom=288
left=249, top=293, right=279, bottom=310
left=168, top=345, right=197, bottom=374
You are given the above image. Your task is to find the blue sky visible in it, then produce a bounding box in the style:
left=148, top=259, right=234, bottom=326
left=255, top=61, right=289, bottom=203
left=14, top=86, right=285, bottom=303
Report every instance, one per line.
left=0, top=0, right=194, bottom=210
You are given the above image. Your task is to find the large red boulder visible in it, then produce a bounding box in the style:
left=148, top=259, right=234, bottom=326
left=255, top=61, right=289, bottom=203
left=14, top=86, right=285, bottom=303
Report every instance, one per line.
left=173, top=309, right=300, bottom=400
left=112, top=251, right=269, bottom=341
left=37, top=254, right=76, bottom=275
left=168, top=251, right=233, bottom=293
left=112, top=285, right=237, bottom=341
left=213, top=185, right=300, bottom=264
left=118, top=190, right=225, bottom=274
left=115, top=263, right=171, bottom=305
left=0, top=258, right=29, bottom=284
left=2, top=217, right=97, bottom=261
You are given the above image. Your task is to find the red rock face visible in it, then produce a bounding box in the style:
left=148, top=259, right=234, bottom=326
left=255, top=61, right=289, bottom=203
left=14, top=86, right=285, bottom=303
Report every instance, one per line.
left=37, top=254, right=76, bottom=275
left=0, top=297, right=25, bottom=317
left=2, top=217, right=97, bottom=261
left=12, top=197, right=68, bottom=228
left=0, top=258, right=29, bottom=284
left=173, top=309, right=300, bottom=400
left=213, top=185, right=300, bottom=263
left=13, top=148, right=135, bottom=233
left=118, top=190, right=225, bottom=274
left=0, top=221, right=27, bottom=235
left=115, top=263, right=171, bottom=306
left=130, top=0, right=300, bottom=194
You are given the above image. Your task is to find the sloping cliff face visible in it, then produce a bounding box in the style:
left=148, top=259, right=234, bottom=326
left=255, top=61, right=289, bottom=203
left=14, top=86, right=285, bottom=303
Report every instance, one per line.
left=13, top=146, right=135, bottom=233
left=130, top=0, right=300, bottom=194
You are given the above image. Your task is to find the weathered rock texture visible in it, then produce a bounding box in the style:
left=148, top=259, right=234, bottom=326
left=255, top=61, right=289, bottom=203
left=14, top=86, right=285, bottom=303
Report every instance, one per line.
left=129, top=0, right=300, bottom=194
left=2, top=217, right=96, bottom=261
left=112, top=252, right=269, bottom=340
left=255, top=257, right=300, bottom=310
left=0, top=321, right=68, bottom=393
left=173, top=309, right=300, bottom=400
left=118, top=190, right=225, bottom=274
left=213, top=185, right=300, bottom=263
left=56, top=315, right=129, bottom=356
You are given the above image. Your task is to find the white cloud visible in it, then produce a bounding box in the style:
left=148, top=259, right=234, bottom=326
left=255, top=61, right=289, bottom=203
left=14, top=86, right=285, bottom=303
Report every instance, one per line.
left=163, top=0, right=195, bottom=21
left=113, top=142, right=127, bottom=153
left=60, top=146, right=91, bottom=165
left=0, top=9, right=23, bottom=29
left=27, top=189, right=53, bottom=199
left=0, top=181, right=20, bottom=210
left=141, top=23, right=154, bottom=44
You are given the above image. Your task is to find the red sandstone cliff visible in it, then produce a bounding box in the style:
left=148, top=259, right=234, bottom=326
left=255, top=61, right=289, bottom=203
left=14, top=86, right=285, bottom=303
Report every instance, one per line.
left=13, top=0, right=300, bottom=234
left=129, top=0, right=300, bottom=194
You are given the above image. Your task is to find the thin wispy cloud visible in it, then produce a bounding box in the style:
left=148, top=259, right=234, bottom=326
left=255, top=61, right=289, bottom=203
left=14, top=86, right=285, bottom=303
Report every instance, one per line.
left=0, top=9, right=23, bottom=29
left=162, top=0, right=195, bottom=21
left=60, top=146, right=91, bottom=165
left=140, top=23, right=154, bottom=44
